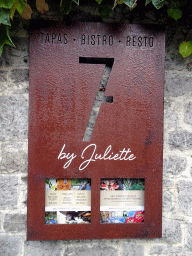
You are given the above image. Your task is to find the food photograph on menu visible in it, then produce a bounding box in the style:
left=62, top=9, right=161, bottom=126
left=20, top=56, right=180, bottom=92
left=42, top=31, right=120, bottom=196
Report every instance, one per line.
left=45, top=178, right=91, bottom=224
left=100, top=178, right=145, bottom=223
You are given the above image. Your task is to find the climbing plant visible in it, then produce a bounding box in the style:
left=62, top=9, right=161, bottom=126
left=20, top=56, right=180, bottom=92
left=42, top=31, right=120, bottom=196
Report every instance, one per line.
left=0, top=0, right=192, bottom=57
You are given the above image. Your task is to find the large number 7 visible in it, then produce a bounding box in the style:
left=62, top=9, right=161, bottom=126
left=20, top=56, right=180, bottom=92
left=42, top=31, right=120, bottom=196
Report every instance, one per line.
left=79, top=57, right=114, bottom=142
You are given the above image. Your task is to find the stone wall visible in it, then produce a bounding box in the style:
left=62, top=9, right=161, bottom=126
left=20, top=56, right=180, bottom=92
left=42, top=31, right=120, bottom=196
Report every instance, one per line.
left=0, top=11, right=192, bottom=256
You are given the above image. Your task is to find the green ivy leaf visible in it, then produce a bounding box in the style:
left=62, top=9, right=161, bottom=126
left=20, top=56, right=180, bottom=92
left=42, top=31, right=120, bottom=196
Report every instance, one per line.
left=60, top=0, right=72, bottom=14
left=179, top=41, right=192, bottom=57
left=152, top=0, right=165, bottom=9
left=0, top=8, right=11, bottom=25
left=0, top=0, right=14, bottom=9
left=113, top=0, right=123, bottom=9
left=10, top=0, right=26, bottom=19
left=17, top=0, right=26, bottom=12
left=145, top=0, right=152, bottom=6
left=36, top=0, right=49, bottom=14
left=167, top=8, right=182, bottom=21
left=98, top=6, right=110, bottom=18
left=72, top=0, right=79, bottom=5
left=20, top=3, right=32, bottom=20
left=95, top=0, right=103, bottom=4
left=123, top=0, right=135, bottom=8
left=0, top=24, right=15, bottom=57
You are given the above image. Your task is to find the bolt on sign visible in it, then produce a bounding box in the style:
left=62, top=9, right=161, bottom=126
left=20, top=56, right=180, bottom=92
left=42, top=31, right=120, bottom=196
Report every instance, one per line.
left=28, top=22, right=165, bottom=240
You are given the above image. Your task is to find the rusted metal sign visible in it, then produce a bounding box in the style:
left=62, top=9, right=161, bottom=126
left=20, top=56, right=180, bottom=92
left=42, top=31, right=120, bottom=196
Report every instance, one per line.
left=28, top=22, right=165, bottom=240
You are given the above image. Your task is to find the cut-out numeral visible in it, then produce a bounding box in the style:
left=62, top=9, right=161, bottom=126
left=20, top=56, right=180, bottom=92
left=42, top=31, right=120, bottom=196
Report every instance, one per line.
left=79, top=57, right=114, bottom=142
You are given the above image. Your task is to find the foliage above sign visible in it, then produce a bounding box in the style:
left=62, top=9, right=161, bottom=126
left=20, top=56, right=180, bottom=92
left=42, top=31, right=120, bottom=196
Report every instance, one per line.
left=179, top=41, right=192, bottom=58
left=0, top=0, right=191, bottom=58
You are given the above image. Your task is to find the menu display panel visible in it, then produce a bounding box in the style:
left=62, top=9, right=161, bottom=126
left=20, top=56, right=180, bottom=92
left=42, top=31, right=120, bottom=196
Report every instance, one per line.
left=100, top=179, right=144, bottom=223
left=45, top=178, right=91, bottom=224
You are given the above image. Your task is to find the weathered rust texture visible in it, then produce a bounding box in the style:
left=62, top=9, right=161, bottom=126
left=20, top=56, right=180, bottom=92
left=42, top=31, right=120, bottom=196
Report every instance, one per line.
left=28, top=22, right=165, bottom=240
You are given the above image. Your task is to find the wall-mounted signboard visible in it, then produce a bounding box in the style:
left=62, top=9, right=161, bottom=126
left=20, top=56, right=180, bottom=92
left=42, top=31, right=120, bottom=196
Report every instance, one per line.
left=28, top=22, right=165, bottom=240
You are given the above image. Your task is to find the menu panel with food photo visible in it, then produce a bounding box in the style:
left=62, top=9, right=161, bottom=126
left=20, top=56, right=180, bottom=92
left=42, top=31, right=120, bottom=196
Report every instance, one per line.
left=45, top=178, right=91, bottom=224
left=100, top=179, right=145, bottom=223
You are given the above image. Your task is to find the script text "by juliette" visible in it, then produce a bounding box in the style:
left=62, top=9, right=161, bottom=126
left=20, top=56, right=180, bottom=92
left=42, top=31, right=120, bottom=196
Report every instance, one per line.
left=58, top=144, right=136, bottom=171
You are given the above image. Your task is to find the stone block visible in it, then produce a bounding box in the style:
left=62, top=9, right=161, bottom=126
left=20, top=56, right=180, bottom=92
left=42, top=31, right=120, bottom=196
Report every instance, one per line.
left=0, top=213, right=4, bottom=233
left=0, top=47, right=11, bottom=68
left=165, top=111, right=179, bottom=129
left=64, top=244, right=118, bottom=256
left=180, top=252, right=192, bottom=256
left=4, top=214, right=27, bottom=232
left=165, top=25, right=189, bottom=71
left=0, top=235, right=23, bottom=256
left=164, top=98, right=172, bottom=110
left=0, top=81, right=29, bottom=95
left=165, top=72, right=192, bottom=97
left=184, top=102, right=192, bottom=126
left=121, top=244, right=144, bottom=256
left=165, top=26, right=192, bottom=72
left=149, top=245, right=182, bottom=255
left=164, top=51, right=185, bottom=72
left=163, top=191, right=172, bottom=213
left=10, top=69, right=29, bottom=83
left=163, top=156, right=187, bottom=176
left=168, top=131, right=192, bottom=150
left=177, top=181, right=192, bottom=216
left=185, top=224, right=192, bottom=251
left=0, top=176, right=18, bottom=209
left=0, top=142, right=28, bottom=173
left=163, top=179, right=174, bottom=188
left=0, top=234, right=24, bottom=256
left=20, top=175, right=28, bottom=205
left=0, top=37, right=29, bottom=69
left=0, top=95, right=28, bottom=142
left=162, top=220, right=182, bottom=244
left=0, top=70, right=8, bottom=82
left=24, top=241, right=62, bottom=256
